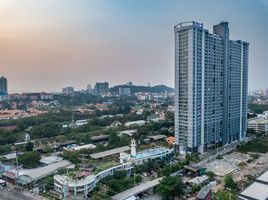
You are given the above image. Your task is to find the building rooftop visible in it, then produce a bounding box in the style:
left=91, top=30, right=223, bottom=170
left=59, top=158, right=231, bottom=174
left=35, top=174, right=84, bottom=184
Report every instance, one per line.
left=188, top=175, right=209, bottom=185
left=125, top=120, right=146, bottom=126
left=196, top=185, right=211, bottom=200
left=135, top=147, right=172, bottom=160
left=112, top=177, right=162, bottom=200
left=257, top=170, right=268, bottom=184
left=248, top=117, right=268, bottom=124
left=90, top=146, right=130, bottom=159
left=39, top=155, right=63, bottom=165
left=59, top=140, right=76, bottom=146
left=64, top=143, right=96, bottom=151
left=147, top=135, right=167, bottom=141
left=239, top=182, right=268, bottom=200
left=90, top=135, right=109, bottom=141
left=16, top=160, right=71, bottom=184
left=174, top=21, right=204, bottom=30
left=118, top=129, right=137, bottom=137
left=239, top=170, right=268, bottom=200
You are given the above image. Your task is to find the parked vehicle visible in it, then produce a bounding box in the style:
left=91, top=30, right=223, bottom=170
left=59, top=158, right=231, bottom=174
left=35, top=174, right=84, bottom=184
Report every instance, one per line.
left=0, top=179, right=7, bottom=189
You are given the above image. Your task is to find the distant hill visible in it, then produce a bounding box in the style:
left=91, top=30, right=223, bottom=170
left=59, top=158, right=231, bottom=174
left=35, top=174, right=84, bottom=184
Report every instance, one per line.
left=109, top=84, right=174, bottom=94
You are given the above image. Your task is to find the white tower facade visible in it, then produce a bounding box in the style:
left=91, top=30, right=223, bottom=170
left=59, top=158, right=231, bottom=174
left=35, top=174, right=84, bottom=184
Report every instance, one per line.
left=25, top=133, right=31, bottom=142
left=130, top=139, right=137, bottom=157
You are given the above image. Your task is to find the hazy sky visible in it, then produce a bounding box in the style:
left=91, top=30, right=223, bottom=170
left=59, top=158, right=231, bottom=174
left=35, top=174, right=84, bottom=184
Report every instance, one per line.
left=1, top=0, right=268, bottom=92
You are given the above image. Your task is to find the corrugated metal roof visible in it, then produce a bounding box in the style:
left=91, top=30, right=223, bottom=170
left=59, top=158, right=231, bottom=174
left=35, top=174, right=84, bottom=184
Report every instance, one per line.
left=90, top=146, right=130, bottom=159
left=19, top=160, right=71, bottom=182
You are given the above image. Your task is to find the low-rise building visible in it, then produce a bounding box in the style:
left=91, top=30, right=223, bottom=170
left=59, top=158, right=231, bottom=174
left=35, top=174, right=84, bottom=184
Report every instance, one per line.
left=147, top=135, right=167, bottom=142
left=196, top=185, right=212, bottom=200
left=166, top=136, right=175, bottom=145
left=54, top=140, right=174, bottom=199
left=238, top=170, right=268, bottom=200
left=118, top=129, right=137, bottom=137
left=4, top=160, right=72, bottom=185
left=90, top=146, right=131, bottom=159
left=95, top=103, right=109, bottom=111
left=110, top=121, right=122, bottom=127
left=40, top=92, right=53, bottom=100
left=119, top=87, right=131, bottom=96
left=63, top=144, right=96, bottom=151
left=62, top=87, right=74, bottom=95
left=248, top=117, right=268, bottom=133
left=0, top=109, right=47, bottom=120
left=75, top=119, right=88, bottom=126
left=39, top=156, right=63, bottom=165
left=90, top=135, right=109, bottom=144
left=125, top=120, right=146, bottom=127
left=188, top=175, right=209, bottom=186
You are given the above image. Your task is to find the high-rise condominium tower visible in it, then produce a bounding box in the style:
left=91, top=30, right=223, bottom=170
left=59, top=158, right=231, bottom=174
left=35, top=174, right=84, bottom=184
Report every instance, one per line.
left=0, top=76, right=8, bottom=94
left=174, top=22, right=249, bottom=154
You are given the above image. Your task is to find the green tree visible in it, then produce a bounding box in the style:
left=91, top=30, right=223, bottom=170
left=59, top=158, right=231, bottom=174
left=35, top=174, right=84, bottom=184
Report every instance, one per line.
left=42, top=146, right=53, bottom=153
left=134, top=174, right=142, bottom=183
left=19, top=151, right=41, bottom=168
left=0, top=144, right=12, bottom=155
left=185, top=153, right=200, bottom=163
left=191, top=184, right=201, bottom=193
left=30, top=122, right=60, bottom=139
left=108, top=179, right=123, bottom=193
left=108, top=132, right=120, bottom=147
left=224, top=174, right=237, bottom=190
left=62, top=150, right=79, bottom=164
left=156, top=176, right=185, bottom=200
left=113, top=170, right=128, bottom=180
left=40, top=175, right=54, bottom=190
left=207, top=171, right=216, bottom=180
left=25, top=142, right=34, bottom=151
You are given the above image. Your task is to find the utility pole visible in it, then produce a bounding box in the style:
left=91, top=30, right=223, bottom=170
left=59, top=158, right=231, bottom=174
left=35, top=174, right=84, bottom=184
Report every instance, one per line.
left=15, top=149, right=19, bottom=186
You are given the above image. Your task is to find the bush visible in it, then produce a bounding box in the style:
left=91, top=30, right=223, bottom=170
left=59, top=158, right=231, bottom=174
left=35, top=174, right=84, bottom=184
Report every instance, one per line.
left=212, top=190, right=237, bottom=200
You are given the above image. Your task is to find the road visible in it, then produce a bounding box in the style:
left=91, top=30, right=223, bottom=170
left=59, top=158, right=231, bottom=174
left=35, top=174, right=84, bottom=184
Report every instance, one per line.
left=0, top=188, right=42, bottom=200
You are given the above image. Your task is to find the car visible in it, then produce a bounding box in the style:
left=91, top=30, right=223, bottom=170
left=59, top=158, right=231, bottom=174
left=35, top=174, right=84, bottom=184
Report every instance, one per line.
left=0, top=179, right=7, bottom=189
left=143, top=172, right=148, bottom=177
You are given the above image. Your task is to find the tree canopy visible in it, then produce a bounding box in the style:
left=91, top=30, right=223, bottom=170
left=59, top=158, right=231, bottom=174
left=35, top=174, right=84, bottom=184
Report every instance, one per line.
left=156, top=176, right=185, bottom=200
left=25, top=142, right=34, bottom=151
left=19, top=151, right=41, bottom=168
left=224, top=174, right=237, bottom=190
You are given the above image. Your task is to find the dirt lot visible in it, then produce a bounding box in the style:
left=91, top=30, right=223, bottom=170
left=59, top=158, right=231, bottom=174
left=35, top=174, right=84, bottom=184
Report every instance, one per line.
left=204, top=151, right=268, bottom=191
